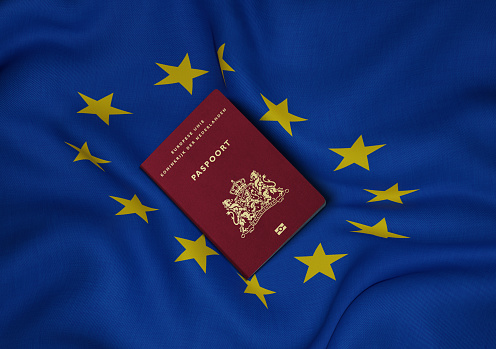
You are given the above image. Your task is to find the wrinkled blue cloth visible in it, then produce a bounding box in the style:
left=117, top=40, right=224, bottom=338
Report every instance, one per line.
left=1, top=1, right=495, bottom=348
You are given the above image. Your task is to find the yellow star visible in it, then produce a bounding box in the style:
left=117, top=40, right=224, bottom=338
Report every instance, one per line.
left=77, top=92, right=132, bottom=125
left=238, top=274, right=275, bottom=309
left=155, top=53, right=208, bottom=94
left=347, top=218, right=409, bottom=239
left=217, top=43, right=235, bottom=84
left=109, top=194, right=158, bottom=223
left=174, top=235, right=218, bottom=273
left=260, top=94, right=307, bottom=136
left=364, top=183, right=418, bottom=203
left=329, top=135, right=385, bottom=171
left=65, top=141, right=110, bottom=171
left=295, top=243, right=347, bottom=283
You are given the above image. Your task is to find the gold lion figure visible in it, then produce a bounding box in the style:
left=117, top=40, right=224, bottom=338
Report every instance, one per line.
left=223, top=170, right=289, bottom=238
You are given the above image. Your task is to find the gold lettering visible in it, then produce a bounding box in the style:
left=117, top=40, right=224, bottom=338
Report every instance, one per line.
left=190, top=138, right=231, bottom=181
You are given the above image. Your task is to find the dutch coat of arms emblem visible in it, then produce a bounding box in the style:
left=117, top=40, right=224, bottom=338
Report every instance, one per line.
left=222, top=170, right=289, bottom=238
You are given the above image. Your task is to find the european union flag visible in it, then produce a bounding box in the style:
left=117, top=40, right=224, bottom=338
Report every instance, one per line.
left=1, top=1, right=495, bottom=348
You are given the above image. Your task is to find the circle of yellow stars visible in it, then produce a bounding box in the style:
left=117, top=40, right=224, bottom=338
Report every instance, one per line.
left=65, top=43, right=419, bottom=309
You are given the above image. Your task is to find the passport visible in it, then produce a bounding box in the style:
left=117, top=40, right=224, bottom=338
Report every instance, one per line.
left=141, top=90, right=325, bottom=278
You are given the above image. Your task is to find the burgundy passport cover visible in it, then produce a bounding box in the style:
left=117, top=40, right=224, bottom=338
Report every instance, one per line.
left=141, top=90, right=325, bottom=278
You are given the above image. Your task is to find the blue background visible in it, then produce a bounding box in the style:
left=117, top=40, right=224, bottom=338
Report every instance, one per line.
left=1, top=1, right=495, bottom=348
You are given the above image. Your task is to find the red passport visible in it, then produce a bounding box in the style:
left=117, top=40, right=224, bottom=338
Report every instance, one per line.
left=141, top=90, right=325, bottom=278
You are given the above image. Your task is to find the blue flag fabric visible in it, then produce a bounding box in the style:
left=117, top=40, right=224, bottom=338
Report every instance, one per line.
left=1, top=1, right=496, bottom=348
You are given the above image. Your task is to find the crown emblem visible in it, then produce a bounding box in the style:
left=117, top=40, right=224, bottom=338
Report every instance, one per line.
left=222, top=170, right=289, bottom=238
left=229, top=178, right=246, bottom=196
